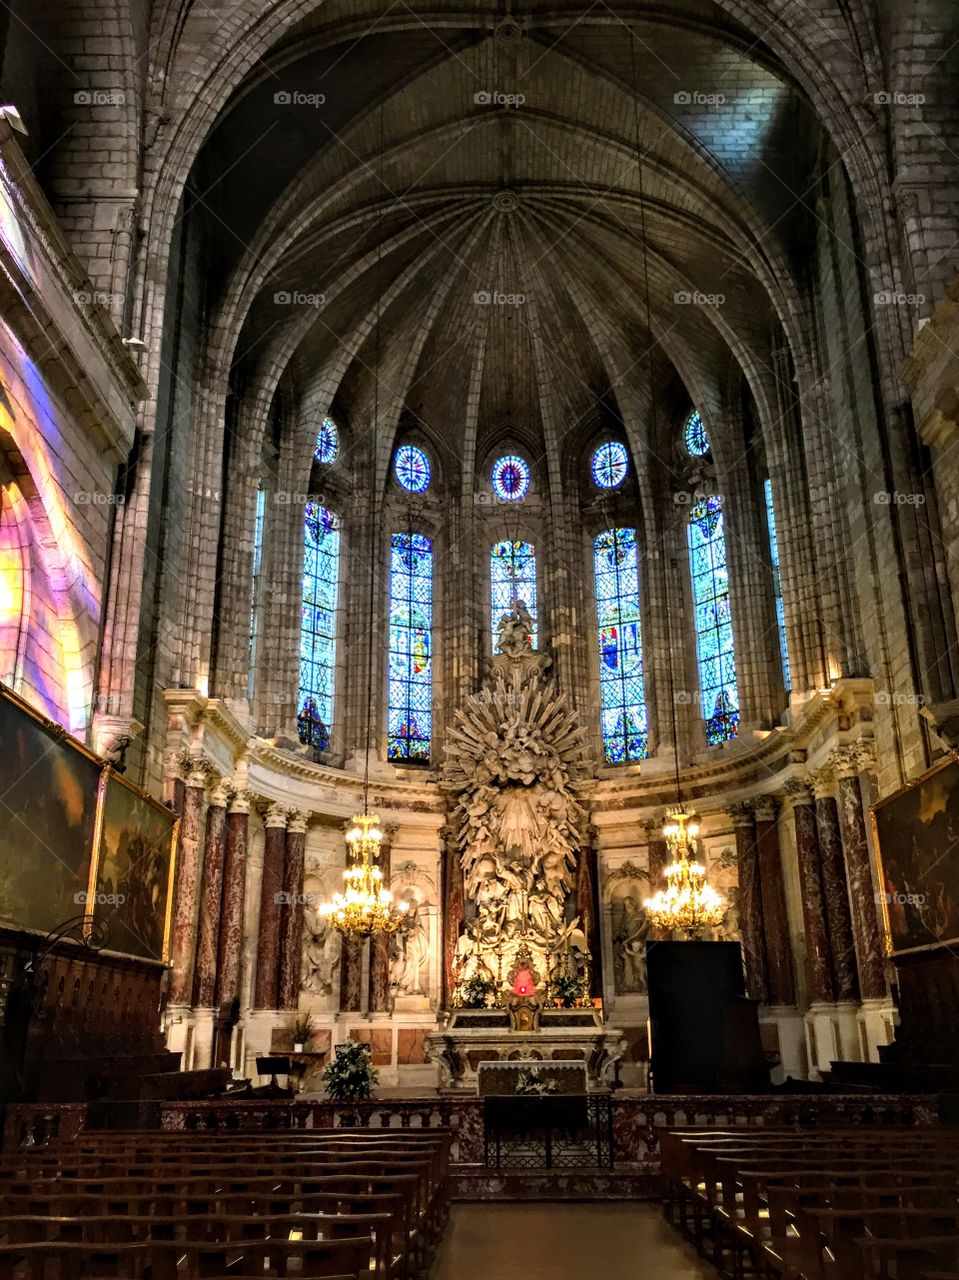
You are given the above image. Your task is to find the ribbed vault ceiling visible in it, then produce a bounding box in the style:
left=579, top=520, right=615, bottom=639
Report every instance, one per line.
left=190, top=1, right=824, bottom=468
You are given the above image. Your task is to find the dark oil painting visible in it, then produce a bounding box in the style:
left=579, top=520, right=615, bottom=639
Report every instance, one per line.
left=93, top=772, right=177, bottom=962
left=872, top=757, right=959, bottom=956
left=0, top=688, right=101, bottom=934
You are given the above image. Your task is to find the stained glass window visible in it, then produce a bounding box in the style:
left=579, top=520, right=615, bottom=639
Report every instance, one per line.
left=764, top=477, right=791, bottom=692
left=592, top=441, right=629, bottom=489
left=314, top=417, right=338, bottom=464
left=491, top=454, right=530, bottom=501
left=687, top=496, right=739, bottom=744
left=593, top=528, right=648, bottom=764
left=684, top=410, right=710, bottom=457
left=387, top=532, right=433, bottom=762
left=491, top=540, right=538, bottom=652
left=298, top=503, right=340, bottom=751
left=394, top=445, right=431, bottom=493
left=247, top=483, right=266, bottom=700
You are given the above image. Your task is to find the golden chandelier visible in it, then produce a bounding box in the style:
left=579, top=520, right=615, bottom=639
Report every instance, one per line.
left=644, top=809, right=725, bottom=938
left=319, top=812, right=409, bottom=937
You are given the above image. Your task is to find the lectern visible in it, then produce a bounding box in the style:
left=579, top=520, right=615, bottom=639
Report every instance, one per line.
left=646, top=940, right=768, bottom=1093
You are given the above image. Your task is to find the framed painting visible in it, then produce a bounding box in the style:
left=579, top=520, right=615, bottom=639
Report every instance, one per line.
left=871, top=755, right=959, bottom=957
left=91, top=769, right=179, bottom=963
left=0, top=684, right=102, bottom=935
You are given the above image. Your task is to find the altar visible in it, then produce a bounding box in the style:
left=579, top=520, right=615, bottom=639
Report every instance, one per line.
left=424, top=1006, right=626, bottom=1093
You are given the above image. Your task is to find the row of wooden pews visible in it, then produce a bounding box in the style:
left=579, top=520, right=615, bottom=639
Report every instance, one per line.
left=660, top=1125, right=959, bottom=1280
left=0, top=1123, right=450, bottom=1278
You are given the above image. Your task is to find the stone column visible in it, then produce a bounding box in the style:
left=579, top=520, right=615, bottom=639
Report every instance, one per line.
left=278, top=811, right=308, bottom=1010
left=192, top=778, right=230, bottom=1008
left=832, top=748, right=887, bottom=1000
left=215, top=789, right=251, bottom=1007
left=785, top=779, right=835, bottom=1004
left=367, top=838, right=393, bottom=1014
left=729, top=803, right=767, bottom=1002
left=753, top=797, right=797, bottom=1006
left=811, top=769, right=860, bottom=1003
left=169, top=760, right=208, bottom=1005
left=253, top=804, right=289, bottom=1010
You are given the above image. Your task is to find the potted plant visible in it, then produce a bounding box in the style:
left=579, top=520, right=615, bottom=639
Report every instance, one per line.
left=289, top=1010, right=314, bottom=1054
left=321, top=1040, right=379, bottom=1102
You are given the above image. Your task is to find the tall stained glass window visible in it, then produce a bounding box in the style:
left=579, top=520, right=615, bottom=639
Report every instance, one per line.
left=247, top=483, right=266, bottom=700
left=764, top=477, right=791, bottom=692
left=298, top=503, right=340, bottom=751
left=593, top=527, right=648, bottom=763
left=387, top=532, right=433, bottom=762
left=490, top=540, right=538, bottom=651
left=687, top=495, right=739, bottom=744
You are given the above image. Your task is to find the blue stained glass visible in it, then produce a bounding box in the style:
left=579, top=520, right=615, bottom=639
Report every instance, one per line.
left=764, top=477, right=791, bottom=692
left=688, top=496, right=739, bottom=745
left=387, top=532, right=433, bottom=762
left=491, top=540, right=538, bottom=652
left=592, top=441, right=629, bottom=489
left=394, top=445, right=431, bottom=493
left=314, top=417, right=339, bottom=464
left=684, top=410, right=710, bottom=457
left=593, top=527, right=648, bottom=764
left=491, top=454, right=530, bottom=501
left=298, top=503, right=339, bottom=750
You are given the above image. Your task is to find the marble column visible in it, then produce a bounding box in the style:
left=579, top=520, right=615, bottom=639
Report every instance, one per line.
left=214, top=789, right=250, bottom=1007
left=643, top=818, right=670, bottom=941
left=278, top=811, right=308, bottom=1010
left=367, top=839, right=393, bottom=1014
left=192, top=778, right=229, bottom=1008
left=576, top=835, right=602, bottom=995
left=442, top=828, right=465, bottom=1008
left=785, top=779, right=835, bottom=1004
left=832, top=748, right=887, bottom=1000
left=729, top=803, right=768, bottom=1002
left=339, top=823, right=364, bottom=1013
left=169, top=761, right=208, bottom=1005
left=811, top=769, right=860, bottom=1002
left=754, top=798, right=796, bottom=1006
left=253, top=804, right=288, bottom=1009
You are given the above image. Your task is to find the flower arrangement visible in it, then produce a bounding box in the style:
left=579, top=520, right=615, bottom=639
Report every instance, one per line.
left=321, top=1040, right=379, bottom=1101
left=515, top=1067, right=557, bottom=1096
left=549, top=973, right=582, bottom=1008
left=454, top=973, right=498, bottom=1009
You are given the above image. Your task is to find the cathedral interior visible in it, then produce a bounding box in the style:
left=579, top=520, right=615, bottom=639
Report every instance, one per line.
left=1, top=0, right=959, bottom=1272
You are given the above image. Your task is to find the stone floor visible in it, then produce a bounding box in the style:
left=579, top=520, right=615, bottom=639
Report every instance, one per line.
left=430, top=1203, right=719, bottom=1278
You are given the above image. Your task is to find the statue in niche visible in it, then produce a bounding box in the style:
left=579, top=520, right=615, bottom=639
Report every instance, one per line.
left=390, top=897, right=429, bottom=997
left=495, top=598, right=535, bottom=658
left=302, top=887, right=341, bottom=996
left=610, top=888, right=652, bottom=994
left=443, top=654, right=589, bottom=987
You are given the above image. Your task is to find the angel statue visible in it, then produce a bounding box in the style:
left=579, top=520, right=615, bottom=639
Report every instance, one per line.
left=495, top=597, right=535, bottom=658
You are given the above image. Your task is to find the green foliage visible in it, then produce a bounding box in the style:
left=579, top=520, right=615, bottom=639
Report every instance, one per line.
left=321, top=1040, right=379, bottom=1101
left=549, top=973, right=582, bottom=1007
left=455, top=973, right=498, bottom=1008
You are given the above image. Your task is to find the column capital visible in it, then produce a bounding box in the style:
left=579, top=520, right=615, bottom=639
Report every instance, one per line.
left=810, top=766, right=837, bottom=799
left=286, top=809, right=309, bottom=835
left=641, top=815, right=665, bottom=838
left=183, top=754, right=212, bottom=790
left=262, top=801, right=289, bottom=828
left=753, top=796, right=780, bottom=822
left=728, top=801, right=755, bottom=828
left=783, top=777, right=815, bottom=804
left=208, top=777, right=231, bottom=808
left=830, top=741, right=875, bottom=780
left=228, top=787, right=254, bottom=815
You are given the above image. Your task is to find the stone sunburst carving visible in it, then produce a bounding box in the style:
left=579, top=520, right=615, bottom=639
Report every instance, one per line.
left=442, top=641, right=591, bottom=988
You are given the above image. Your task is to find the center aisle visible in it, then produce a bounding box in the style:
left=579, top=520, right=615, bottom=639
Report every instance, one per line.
left=431, top=1203, right=719, bottom=1279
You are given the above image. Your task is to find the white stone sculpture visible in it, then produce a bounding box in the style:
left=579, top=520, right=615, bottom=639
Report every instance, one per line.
left=390, top=898, right=429, bottom=996
left=495, top=598, right=535, bottom=658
